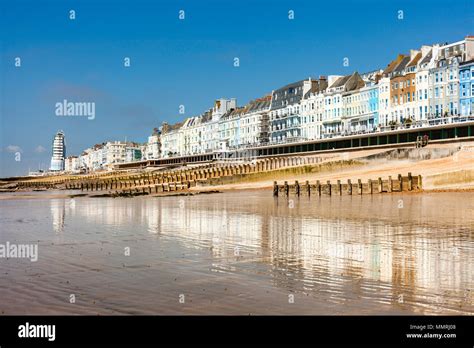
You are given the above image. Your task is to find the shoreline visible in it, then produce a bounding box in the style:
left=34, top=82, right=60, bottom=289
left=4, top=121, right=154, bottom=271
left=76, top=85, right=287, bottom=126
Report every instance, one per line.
left=1, top=185, right=473, bottom=201
left=2, top=143, right=473, bottom=200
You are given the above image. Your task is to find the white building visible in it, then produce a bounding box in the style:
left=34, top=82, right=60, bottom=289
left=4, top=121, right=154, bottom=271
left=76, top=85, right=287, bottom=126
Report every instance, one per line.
left=378, top=76, right=391, bottom=127
left=414, top=46, right=434, bottom=123
left=161, top=98, right=237, bottom=157
left=322, top=73, right=365, bottom=138
left=103, top=141, right=127, bottom=168
left=50, top=130, right=66, bottom=171
left=143, top=131, right=161, bottom=160
left=64, top=156, right=79, bottom=173
left=238, top=96, right=272, bottom=147
left=160, top=121, right=184, bottom=158
left=300, top=80, right=327, bottom=141
left=219, top=107, right=243, bottom=150
left=201, top=98, right=237, bottom=153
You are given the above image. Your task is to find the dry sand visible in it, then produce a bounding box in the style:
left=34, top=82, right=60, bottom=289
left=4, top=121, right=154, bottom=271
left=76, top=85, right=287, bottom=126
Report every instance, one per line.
left=192, top=143, right=474, bottom=192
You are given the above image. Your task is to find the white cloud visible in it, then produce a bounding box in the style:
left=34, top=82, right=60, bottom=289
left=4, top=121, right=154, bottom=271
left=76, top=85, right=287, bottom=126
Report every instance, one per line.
left=34, top=145, right=47, bottom=153
left=6, top=145, right=22, bottom=153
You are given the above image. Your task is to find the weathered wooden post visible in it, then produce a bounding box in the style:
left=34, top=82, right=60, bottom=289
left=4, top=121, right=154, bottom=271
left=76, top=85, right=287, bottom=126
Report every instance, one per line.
left=398, top=174, right=403, bottom=192
left=337, top=180, right=342, bottom=195
left=408, top=172, right=413, bottom=191
left=417, top=175, right=422, bottom=189
left=348, top=179, right=352, bottom=195
left=327, top=180, right=331, bottom=196
left=316, top=180, right=321, bottom=196
left=388, top=176, right=393, bottom=193
left=358, top=179, right=362, bottom=195
left=284, top=181, right=289, bottom=196
left=273, top=181, right=279, bottom=197
left=368, top=179, right=373, bottom=194
left=378, top=177, right=383, bottom=193
left=295, top=180, right=300, bottom=196
left=305, top=180, right=310, bottom=196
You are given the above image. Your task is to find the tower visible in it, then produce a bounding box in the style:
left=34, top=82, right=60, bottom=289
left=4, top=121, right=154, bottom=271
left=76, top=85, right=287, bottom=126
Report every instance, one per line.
left=50, top=130, right=66, bottom=171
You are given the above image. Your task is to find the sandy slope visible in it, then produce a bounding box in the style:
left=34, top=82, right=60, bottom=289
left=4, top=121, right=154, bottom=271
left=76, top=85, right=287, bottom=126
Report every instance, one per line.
left=192, top=143, right=474, bottom=192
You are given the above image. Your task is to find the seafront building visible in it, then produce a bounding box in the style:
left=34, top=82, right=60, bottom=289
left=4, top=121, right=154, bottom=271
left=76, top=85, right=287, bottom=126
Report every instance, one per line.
left=459, top=59, right=474, bottom=116
left=52, top=36, right=474, bottom=173
left=50, top=130, right=66, bottom=171
left=64, top=156, right=79, bottom=173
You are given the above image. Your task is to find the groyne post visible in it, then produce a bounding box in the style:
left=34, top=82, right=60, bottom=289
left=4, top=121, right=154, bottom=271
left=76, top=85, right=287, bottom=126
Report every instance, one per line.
left=295, top=181, right=300, bottom=196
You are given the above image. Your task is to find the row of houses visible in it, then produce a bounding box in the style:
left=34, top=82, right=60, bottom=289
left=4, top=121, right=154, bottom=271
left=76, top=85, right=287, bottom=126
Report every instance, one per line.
left=64, top=36, right=474, bottom=171
left=159, top=36, right=474, bottom=157
left=64, top=133, right=160, bottom=173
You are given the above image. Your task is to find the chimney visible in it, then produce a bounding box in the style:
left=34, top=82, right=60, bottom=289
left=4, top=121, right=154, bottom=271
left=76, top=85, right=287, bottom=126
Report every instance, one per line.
left=465, top=36, right=474, bottom=61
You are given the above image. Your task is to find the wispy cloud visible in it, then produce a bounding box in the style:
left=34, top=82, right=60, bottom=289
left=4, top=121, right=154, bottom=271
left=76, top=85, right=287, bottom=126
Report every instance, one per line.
left=34, top=145, right=47, bottom=153
left=5, top=145, right=23, bottom=153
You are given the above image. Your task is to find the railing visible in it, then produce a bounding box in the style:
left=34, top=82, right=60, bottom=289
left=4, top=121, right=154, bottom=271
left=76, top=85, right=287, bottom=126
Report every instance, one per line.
left=379, top=115, right=474, bottom=132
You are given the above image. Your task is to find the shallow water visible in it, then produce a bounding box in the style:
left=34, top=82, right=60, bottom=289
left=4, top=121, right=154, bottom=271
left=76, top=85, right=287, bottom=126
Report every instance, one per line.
left=0, top=190, right=473, bottom=315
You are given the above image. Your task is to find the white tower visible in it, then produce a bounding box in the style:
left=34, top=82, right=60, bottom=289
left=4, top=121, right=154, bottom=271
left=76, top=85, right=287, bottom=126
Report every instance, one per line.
left=50, top=130, right=66, bottom=171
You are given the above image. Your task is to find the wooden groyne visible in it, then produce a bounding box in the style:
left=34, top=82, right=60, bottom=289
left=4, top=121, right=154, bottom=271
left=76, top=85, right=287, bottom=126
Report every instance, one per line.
left=273, top=173, right=422, bottom=197
left=15, top=155, right=324, bottom=193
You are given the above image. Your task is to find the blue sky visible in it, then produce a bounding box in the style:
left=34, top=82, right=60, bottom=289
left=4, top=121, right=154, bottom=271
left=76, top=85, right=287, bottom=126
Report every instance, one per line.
left=0, top=0, right=472, bottom=177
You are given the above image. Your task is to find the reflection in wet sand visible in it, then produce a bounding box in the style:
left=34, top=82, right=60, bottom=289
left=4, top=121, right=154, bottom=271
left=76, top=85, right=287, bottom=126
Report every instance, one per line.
left=0, top=191, right=472, bottom=314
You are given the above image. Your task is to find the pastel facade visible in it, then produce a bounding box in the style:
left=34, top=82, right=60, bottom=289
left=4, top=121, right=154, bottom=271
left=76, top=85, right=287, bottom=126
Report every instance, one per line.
left=323, top=73, right=365, bottom=137
left=343, top=71, right=380, bottom=133
left=459, top=60, right=474, bottom=116
left=428, top=38, right=474, bottom=118
left=65, top=36, right=474, bottom=171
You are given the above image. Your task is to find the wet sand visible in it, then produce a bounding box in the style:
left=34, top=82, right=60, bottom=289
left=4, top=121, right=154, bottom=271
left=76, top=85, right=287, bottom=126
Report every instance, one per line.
left=0, top=190, right=473, bottom=315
